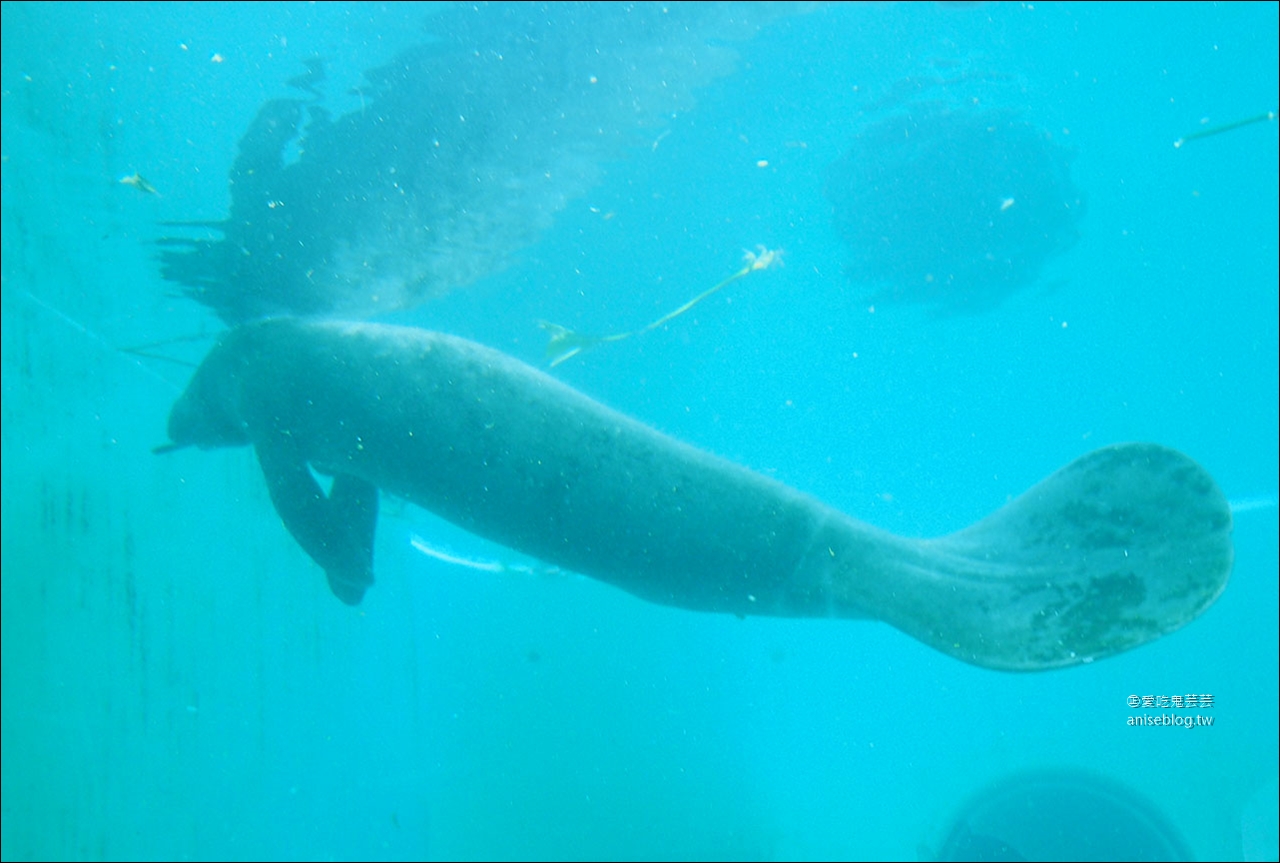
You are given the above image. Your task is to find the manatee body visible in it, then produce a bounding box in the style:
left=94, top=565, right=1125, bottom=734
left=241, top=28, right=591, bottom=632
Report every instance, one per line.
left=163, top=318, right=1233, bottom=671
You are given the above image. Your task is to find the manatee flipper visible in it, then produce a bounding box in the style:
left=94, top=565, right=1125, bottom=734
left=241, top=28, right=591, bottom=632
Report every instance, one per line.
left=255, top=439, right=379, bottom=605
left=882, top=443, right=1233, bottom=670
left=322, top=474, right=380, bottom=604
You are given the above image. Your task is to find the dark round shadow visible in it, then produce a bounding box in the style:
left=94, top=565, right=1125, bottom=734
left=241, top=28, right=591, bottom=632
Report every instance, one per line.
left=827, top=99, right=1084, bottom=313
left=934, top=767, right=1192, bottom=862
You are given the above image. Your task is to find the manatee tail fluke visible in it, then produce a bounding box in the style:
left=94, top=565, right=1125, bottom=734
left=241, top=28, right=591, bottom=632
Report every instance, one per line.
left=875, top=444, right=1233, bottom=671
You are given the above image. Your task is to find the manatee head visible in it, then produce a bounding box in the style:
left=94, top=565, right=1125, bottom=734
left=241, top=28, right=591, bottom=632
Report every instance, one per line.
left=156, top=330, right=253, bottom=453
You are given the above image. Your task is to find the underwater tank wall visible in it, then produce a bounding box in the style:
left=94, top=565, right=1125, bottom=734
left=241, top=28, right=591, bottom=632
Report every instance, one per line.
left=3, top=2, right=1277, bottom=861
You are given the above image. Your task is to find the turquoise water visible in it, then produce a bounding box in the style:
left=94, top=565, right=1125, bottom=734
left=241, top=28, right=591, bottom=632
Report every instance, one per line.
left=2, top=2, right=1276, bottom=860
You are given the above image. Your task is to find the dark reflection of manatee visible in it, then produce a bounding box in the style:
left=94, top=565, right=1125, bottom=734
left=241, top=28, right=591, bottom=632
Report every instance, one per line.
left=826, top=90, right=1085, bottom=313
left=157, top=3, right=796, bottom=325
